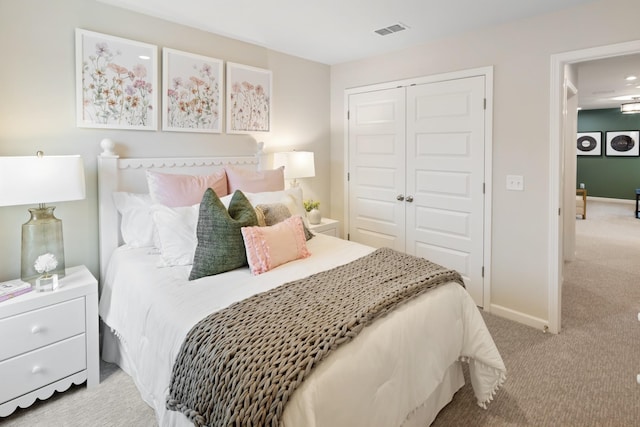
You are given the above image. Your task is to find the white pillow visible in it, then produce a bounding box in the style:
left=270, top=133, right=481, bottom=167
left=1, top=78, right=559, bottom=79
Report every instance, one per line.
left=151, top=204, right=199, bottom=267
left=112, top=192, right=155, bottom=248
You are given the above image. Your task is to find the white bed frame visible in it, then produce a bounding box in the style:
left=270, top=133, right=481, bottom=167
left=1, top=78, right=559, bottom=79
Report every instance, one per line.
left=97, top=138, right=264, bottom=285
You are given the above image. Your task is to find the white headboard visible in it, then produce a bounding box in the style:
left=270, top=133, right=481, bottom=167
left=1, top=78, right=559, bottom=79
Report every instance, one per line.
left=97, top=138, right=264, bottom=285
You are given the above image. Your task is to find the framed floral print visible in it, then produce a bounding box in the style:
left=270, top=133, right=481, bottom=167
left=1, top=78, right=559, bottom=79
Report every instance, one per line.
left=226, top=62, right=272, bottom=133
left=162, top=48, right=223, bottom=133
left=76, top=29, right=158, bottom=130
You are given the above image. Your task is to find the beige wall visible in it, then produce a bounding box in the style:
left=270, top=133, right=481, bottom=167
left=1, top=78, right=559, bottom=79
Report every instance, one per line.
left=330, top=0, right=640, bottom=322
left=0, top=0, right=330, bottom=282
left=3, top=0, right=639, bottom=325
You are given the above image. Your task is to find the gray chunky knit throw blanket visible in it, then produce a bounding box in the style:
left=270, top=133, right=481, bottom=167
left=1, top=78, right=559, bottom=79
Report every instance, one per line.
left=166, top=247, right=464, bottom=427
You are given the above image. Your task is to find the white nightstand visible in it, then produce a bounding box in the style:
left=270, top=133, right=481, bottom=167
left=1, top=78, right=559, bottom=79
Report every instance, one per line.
left=309, top=217, right=340, bottom=237
left=0, top=265, right=99, bottom=417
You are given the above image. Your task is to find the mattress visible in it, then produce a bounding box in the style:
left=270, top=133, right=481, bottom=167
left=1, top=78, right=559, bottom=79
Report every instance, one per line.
left=99, top=234, right=505, bottom=426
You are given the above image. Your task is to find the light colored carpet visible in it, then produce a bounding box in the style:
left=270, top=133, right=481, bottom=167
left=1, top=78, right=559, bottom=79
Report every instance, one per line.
left=1, top=359, right=155, bottom=426
left=432, top=200, right=640, bottom=426
left=2, top=200, right=639, bottom=426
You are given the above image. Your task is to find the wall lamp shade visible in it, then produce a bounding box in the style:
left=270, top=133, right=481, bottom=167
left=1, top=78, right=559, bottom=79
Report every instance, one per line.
left=621, top=99, right=640, bottom=114
left=0, top=154, right=86, bottom=285
left=273, top=151, right=315, bottom=187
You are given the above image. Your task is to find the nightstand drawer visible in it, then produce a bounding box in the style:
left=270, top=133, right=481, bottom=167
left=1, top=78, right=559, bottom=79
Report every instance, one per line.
left=308, top=218, right=339, bottom=237
left=0, top=334, right=86, bottom=405
left=0, top=298, right=85, bottom=361
left=316, top=228, right=337, bottom=237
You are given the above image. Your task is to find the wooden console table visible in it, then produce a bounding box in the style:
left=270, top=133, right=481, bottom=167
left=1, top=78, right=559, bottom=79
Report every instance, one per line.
left=576, top=188, right=587, bottom=220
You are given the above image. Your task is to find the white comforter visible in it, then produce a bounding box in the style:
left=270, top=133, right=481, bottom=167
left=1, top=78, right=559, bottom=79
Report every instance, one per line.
left=99, top=235, right=505, bottom=426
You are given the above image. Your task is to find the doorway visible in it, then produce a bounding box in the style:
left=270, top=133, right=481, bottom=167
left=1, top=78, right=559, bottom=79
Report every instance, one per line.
left=549, top=39, right=640, bottom=333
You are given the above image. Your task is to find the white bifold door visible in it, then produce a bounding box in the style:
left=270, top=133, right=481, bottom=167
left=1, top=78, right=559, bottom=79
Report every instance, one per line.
left=348, top=76, right=486, bottom=306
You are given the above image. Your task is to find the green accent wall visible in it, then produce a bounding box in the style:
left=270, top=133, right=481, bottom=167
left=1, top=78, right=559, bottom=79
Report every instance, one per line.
left=577, top=108, right=640, bottom=200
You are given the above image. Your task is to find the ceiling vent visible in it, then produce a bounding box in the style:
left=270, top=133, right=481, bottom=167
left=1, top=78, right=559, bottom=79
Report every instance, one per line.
left=374, top=23, right=408, bottom=36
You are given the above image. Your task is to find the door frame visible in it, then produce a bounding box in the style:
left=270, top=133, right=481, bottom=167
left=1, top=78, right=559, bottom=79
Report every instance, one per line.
left=548, top=39, right=640, bottom=334
left=344, top=66, right=494, bottom=308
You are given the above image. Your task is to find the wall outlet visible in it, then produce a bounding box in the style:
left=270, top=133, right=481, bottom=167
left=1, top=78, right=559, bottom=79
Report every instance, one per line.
left=506, top=175, right=524, bottom=191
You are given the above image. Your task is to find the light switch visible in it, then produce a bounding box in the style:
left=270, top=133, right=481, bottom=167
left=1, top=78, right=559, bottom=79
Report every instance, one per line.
left=506, top=175, right=524, bottom=191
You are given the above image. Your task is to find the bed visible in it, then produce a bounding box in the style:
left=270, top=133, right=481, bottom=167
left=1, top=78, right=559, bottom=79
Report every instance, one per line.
left=96, top=139, right=505, bottom=426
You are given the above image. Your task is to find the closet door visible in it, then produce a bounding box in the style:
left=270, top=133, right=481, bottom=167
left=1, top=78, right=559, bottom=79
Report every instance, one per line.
left=347, top=88, right=406, bottom=251
left=405, top=76, right=485, bottom=306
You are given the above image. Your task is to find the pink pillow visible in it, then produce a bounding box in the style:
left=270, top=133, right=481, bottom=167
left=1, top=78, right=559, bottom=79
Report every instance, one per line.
left=146, top=170, right=228, bottom=207
left=241, top=215, right=310, bottom=275
left=225, top=165, right=284, bottom=193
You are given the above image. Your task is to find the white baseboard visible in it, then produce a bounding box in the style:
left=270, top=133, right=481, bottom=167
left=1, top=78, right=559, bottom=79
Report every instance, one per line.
left=587, top=196, right=635, bottom=205
left=488, top=304, right=550, bottom=333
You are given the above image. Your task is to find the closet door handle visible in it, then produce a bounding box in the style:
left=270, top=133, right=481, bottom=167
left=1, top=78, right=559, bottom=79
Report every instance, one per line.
left=405, top=195, right=414, bottom=203
left=396, top=194, right=405, bottom=201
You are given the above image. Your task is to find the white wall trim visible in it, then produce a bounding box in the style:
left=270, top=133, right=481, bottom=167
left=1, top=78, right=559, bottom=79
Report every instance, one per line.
left=482, top=68, right=494, bottom=311
left=344, top=66, right=494, bottom=95
left=587, top=196, right=635, bottom=205
left=344, top=66, right=494, bottom=309
left=490, top=304, right=549, bottom=332
left=549, top=39, right=640, bottom=334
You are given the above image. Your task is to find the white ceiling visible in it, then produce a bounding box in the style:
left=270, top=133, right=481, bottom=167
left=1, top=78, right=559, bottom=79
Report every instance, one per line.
left=99, top=0, right=598, bottom=65
left=577, top=55, right=640, bottom=110
left=99, top=0, right=639, bottom=112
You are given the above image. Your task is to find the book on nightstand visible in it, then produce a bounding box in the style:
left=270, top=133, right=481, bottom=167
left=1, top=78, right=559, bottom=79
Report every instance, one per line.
left=0, top=279, right=32, bottom=302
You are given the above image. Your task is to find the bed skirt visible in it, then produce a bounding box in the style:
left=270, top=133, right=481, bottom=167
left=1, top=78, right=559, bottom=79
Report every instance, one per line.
left=102, top=325, right=464, bottom=427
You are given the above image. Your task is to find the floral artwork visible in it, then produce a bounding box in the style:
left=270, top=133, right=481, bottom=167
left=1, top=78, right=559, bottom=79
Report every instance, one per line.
left=162, top=49, right=223, bottom=133
left=226, top=62, right=272, bottom=133
left=76, top=29, right=158, bottom=130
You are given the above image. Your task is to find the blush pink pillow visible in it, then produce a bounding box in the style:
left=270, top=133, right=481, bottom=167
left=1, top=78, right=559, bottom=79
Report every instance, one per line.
left=241, top=215, right=310, bottom=275
left=146, top=170, right=228, bottom=207
left=225, top=165, right=284, bottom=193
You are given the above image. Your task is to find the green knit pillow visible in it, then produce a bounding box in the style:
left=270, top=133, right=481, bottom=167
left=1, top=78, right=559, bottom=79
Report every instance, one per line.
left=189, top=189, right=258, bottom=280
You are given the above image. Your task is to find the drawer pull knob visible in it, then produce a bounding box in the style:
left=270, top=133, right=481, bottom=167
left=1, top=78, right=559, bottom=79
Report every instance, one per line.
left=31, top=366, right=42, bottom=374
left=31, top=325, right=43, bottom=334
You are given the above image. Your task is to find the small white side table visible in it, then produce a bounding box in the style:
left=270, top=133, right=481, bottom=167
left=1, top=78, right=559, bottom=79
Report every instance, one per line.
left=0, top=265, right=99, bottom=417
left=309, top=217, right=340, bottom=237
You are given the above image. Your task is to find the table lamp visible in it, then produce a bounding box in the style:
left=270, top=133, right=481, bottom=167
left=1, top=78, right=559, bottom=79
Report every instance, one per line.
left=0, top=152, right=86, bottom=288
left=273, top=151, right=315, bottom=188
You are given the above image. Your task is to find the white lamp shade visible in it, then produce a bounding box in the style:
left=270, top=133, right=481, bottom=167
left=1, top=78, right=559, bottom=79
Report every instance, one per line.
left=0, top=155, right=86, bottom=207
left=273, top=151, right=315, bottom=180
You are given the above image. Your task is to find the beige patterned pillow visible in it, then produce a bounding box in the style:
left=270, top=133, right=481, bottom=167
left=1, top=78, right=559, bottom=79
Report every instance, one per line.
left=254, top=206, right=267, bottom=227
left=255, top=203, right=314, bottom=241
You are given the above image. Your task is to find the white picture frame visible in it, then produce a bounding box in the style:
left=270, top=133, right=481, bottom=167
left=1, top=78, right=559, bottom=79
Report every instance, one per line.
left=75, top=29, right=158, bottom=130
left=162, top=48, right=223, bottom=133
left=576, top=132, right=602, bottom=156
left=226, top=62, right=272, bottom=133
left=605, top=131, right=640, bottom=157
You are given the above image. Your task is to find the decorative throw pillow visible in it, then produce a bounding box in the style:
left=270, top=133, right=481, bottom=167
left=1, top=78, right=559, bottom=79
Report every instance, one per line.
left=146, top=169, right=228, bottom=207
left=242, top=187, right=311, bottom=228
left=256, top=202, right=291, bottom=225
left=189, top=189, right=258, bottom=280
left=112, top=192, right=155, bottom=248
left=225, top=165, right=284, bottom=193
left=256, top=203, right=314, bottom=241
left=150, top=204, right=199, bottom=267
left=254, top=206, right=267, bottom=227
left=241, top=216, right=311, bottom=275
